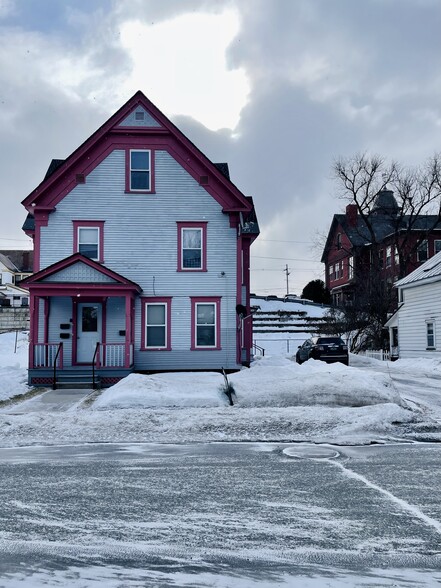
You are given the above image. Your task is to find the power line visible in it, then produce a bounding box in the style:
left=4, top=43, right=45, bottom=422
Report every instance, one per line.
left=252, top=255, right=322, bottom=262
left=257, top=238, right=313, bottom=244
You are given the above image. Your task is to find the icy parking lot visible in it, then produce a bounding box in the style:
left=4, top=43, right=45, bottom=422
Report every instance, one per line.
left=1, top=442, right=441, bottom=587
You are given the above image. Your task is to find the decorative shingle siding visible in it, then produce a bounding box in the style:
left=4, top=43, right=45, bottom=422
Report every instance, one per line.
left=42, top=262, right=117, bottom=283
left=118, top=107, right=161, bottom=128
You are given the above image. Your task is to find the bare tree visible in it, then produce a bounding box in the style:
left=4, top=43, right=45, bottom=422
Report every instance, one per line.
left=328, top=152, right=441, bottom=349
left=334, top=152, right=441, bottom=280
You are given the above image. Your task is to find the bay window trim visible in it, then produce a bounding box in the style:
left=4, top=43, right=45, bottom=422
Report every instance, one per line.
left=141, top=297, right=172, bottom=351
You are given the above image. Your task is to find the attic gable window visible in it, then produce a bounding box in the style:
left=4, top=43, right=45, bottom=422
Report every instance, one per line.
left=126, top=149, right=154, bottom=193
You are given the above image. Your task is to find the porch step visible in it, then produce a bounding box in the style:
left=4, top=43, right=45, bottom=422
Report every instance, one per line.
left=55, top=374, right=100, bottom=390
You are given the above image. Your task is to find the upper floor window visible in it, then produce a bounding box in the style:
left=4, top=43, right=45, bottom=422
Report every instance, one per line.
left=386, top=246, right=392, bottom=268
left=191, top=297, right=221, bottom=350
left=73, top=221, right=104, bottom=262
left=141, top=297, right=172, bottom=351
left=126, top=149, right=154, bottom=192
left=348, top=256, right=354, bottom=280
left=329, top=264, right=334, bottom=281
left=177, top=222, right=207, bottom=272
left=435, top=240, right=441, bottom=256
left=336, top=233, right=342, bottom=250
left=394, top=246, right=399, bottom=266
left=417, top=240, right=428, bottom=263
left=379, top=250, right=384, bottom=270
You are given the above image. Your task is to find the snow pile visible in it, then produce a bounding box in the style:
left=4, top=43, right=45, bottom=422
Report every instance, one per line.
left=0, top=331, right=29, bottom=402
left=94, top=355, right=403, bottom=410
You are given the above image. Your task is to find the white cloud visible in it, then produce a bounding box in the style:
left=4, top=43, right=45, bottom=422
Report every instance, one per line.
left=118, top=9, right=249, bottom=131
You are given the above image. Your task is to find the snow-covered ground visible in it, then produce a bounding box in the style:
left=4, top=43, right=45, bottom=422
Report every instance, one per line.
left=1, top=330, right=440, bottom=447
left=0, top=331, right=29, bottom=402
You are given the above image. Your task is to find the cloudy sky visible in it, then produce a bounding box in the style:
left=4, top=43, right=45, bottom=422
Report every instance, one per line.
left=0, top=0, right=440, bottom=295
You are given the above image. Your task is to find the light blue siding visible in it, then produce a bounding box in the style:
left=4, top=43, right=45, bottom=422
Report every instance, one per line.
left=39, top=149, right=240, bottom=370
left=47, top=297, right=73, bottom=366
left=106, top=298, right=126, bottom=342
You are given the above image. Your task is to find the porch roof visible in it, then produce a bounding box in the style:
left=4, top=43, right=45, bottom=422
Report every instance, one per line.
left=21, top=253, right=142, bottom=296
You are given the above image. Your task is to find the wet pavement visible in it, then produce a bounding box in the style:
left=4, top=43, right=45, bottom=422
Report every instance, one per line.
left=0, top=441, right=441, bottom=586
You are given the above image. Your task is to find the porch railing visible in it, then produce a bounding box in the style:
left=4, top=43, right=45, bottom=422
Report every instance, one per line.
left=34, top=343, right=63, bottom=368
left=97, top=343, right=134, bottom=368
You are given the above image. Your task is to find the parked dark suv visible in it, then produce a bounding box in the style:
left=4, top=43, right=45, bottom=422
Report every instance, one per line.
left=295, top=336, right=349, bottom=366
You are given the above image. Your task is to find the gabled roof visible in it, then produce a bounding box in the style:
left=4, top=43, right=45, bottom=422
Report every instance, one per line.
left=321, top=212, right=441, bottom=263
left=395, top=251, right=441, bottom=288
left=0, top=253, right=19, bottom=272
left=0, top=250, right=33, bottom=272
left=21, top=253, right=141, bottom=292
left=22, top=91, right=254, bottom=217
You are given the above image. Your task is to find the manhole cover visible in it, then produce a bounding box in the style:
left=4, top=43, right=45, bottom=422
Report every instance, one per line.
left=283, top=445, right=339, bottom=460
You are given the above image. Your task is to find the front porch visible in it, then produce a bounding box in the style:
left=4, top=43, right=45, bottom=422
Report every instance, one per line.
left=22, top=254, right=142, bottom=388
left=30, top=342, right=135, bottom=388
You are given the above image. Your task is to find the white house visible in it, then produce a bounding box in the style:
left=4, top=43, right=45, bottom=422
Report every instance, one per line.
left=386, top=251, right=441, bottom=359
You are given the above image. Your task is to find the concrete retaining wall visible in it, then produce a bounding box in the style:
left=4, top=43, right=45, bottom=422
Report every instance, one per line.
left=0, top=307, right=30, bottom=332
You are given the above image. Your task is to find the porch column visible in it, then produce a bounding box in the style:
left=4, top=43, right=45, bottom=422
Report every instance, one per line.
left=125, top=294, right=132, bottom=368
left=28, top=293, right=39, bottom=369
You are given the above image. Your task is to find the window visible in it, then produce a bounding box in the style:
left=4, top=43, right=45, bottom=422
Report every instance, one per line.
left=394, top=246, right=399, bottom=266
left=427, top=321, right=436, bottom=349
left=128, top=149, right=152, bottom=192
left=21, top=297, right=29, bottom=307
left=191, top=297, right=221, bottom=350
left=336, top=233, right=342, bottom=250
left=417, top=240, right=428, bottom=262
left=435, top=240, right=441, bottom=255
left=329, top=264, right=334, bottom=281
left=177, top=222, right=207, bottom=271
left=348, top=256, right=354, bottom=280
left=379, top=250, right=384, bottom=270
left=386, top=246, right=392, bottom=268
left=73, top=221, right=104, bottom=262
left=141, top=297, right=171, bottom=350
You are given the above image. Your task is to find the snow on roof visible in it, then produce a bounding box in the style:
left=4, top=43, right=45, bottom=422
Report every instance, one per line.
left=396, top=251, right=441, bottom=288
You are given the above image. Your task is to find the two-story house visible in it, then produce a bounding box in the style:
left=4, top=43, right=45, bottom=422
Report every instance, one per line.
left=321, top=189, right=441, bottom=306
left=21, top=91, right=259, bottom=388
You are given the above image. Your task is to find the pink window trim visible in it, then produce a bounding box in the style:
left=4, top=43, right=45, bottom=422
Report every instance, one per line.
left=141, top=296, right=172, bottom=351
left=73, top=220, right=105, bottom=263
left=125, top=148, right=156, bottom=194
left=176, top=221, right=208, bottom=272
left=190, top=296, right=221, bottom=351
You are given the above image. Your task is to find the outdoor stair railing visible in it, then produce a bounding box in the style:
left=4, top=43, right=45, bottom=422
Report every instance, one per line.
left=52, top=343, right=63, bottom=390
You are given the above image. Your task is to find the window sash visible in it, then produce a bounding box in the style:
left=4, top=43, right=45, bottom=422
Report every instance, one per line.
left=146, top=303, right=167, bottom=348
left=418, top=240, right=428, bottom=262
left=386, top=246, right=392, bottom=267
left=182, top=228, right=202, bottom=269
left=435, top=240, right=441, bottom=255
left=195, top=303, right=216, bottom=347
left=130, top=150, right=151, bottom=191
left=427, top=322, right=435, bottom=349
left=78, top=227, right=99, bottom=260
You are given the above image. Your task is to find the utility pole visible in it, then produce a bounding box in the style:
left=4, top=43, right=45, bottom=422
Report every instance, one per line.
left=284, top=264, right=290, bottom=295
